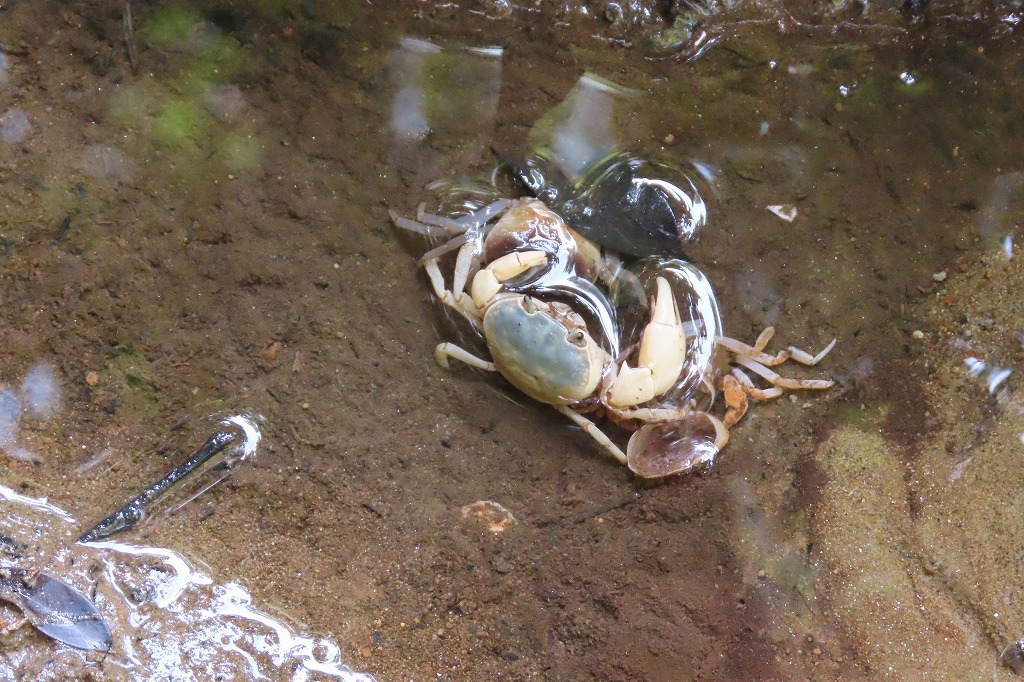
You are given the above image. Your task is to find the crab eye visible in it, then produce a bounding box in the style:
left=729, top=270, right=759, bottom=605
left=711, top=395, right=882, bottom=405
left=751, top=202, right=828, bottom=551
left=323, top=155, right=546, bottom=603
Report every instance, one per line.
left=567, top=329, right=587, bottom=346
left=522, top=295, right=538, bottom=313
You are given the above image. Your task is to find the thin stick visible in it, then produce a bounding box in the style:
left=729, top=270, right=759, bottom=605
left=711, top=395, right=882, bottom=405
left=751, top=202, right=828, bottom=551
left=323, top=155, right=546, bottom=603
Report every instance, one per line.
left=123, top=1, right=139, bottom=73
left=77, top=429, right=237, bottom=543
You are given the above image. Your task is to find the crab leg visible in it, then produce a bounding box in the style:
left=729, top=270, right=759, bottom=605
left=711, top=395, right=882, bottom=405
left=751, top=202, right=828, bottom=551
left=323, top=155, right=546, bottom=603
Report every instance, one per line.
left=716, top=335, right=791, bottom=366
left=434, top=342, right=496, bottom=372
left=421, top=261, right=481, bottom=327
left=414, top=198, right=513, bottom=233
left=733, top=355, right=835, bottom=390
left=717, top=329, right=836, bottom=367
left=390, top=212, right=454, bottom=238
left=605, top=277, right=687, bottom=408
left=451, top=239, right=480, bottom=302
left=556, top=406, right=628, bottom=465
left=788, top=338, right=837, bottom=365
left=417, top=232, right=473, bottom=267
left=415, top=203, right=469, bottom=233
left=752, top=326, right=775, bottom=352
left=731, top=367, right=783, bottom=400
left=721, top=374, right=748, bottom=427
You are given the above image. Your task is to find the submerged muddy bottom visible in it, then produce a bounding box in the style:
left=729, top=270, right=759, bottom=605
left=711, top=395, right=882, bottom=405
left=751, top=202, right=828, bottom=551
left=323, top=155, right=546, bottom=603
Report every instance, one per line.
left=1, top=1, right=1024, bottom=679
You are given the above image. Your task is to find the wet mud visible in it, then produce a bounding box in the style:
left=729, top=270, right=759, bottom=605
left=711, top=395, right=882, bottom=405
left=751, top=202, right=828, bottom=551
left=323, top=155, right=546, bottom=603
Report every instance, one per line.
left=1, top=0, right=1024, bottom=680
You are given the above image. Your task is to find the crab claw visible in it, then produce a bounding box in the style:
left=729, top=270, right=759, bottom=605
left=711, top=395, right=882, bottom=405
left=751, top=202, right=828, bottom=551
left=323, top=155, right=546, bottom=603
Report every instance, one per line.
left=625, top=413, right=729, bottom=478
left=605, top=277, right=687, bottom=408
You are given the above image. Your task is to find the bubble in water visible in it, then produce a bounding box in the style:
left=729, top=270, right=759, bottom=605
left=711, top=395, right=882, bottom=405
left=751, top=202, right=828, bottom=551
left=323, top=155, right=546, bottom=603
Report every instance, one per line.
left=899, top=71, right=917, bottom=86
left=626, top=413, right=724, bottom=478
left=0, top=108, right=29, bottom=144
left=21, top=364, right=61, bottom=419
left=615, top=258, right=722, bottom=407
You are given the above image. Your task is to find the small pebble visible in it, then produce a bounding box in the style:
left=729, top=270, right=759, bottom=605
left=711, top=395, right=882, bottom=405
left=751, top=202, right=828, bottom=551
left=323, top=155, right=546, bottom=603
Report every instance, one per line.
left=663, top=133, right=675, bottom=145
left=85, top=371, right=99, bottom=386
left=932, top=271, right=947, bottom=282
left=912, top=330, right=924, bottom=340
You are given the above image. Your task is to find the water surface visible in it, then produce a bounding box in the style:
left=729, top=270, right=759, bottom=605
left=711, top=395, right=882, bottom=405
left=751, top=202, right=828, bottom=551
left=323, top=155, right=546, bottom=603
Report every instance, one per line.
left=1, top=1, right=1023, bottom=679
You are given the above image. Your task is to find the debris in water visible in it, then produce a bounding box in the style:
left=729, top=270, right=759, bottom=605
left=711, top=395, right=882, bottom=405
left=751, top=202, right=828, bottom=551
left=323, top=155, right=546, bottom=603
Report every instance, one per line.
left=1001, top=640, right=1024, bottom=674
left=77, top=415, right=262, bottom=543
left=0, top=568, right=112, bottom=651
left=766, top=204, right=798, bottom=222
left=461, top=500, right=516, bottom=532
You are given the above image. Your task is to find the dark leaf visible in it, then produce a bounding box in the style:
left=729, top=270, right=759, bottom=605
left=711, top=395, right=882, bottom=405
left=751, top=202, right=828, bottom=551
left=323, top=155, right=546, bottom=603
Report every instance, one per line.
left=0, top=569, right=112, bottom=651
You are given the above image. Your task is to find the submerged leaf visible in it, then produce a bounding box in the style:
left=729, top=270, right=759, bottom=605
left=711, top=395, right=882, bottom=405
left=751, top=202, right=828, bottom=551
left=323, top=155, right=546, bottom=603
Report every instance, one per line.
left=0, top=569, right=112, bottom=651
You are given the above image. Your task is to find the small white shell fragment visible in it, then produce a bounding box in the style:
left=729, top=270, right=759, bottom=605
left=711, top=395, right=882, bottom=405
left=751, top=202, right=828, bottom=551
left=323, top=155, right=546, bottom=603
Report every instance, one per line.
left=460, top=500, right=517, bottom=533
left=932, top=271, right=947, bottom=282
left=912, top=330, right=925, bottom=339
left=766, top=204, right=798, bottom=222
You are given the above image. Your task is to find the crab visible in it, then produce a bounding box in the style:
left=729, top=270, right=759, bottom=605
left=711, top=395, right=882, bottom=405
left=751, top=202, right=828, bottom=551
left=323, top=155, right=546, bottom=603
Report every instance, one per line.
left=391, top=198, right=836, bottom=477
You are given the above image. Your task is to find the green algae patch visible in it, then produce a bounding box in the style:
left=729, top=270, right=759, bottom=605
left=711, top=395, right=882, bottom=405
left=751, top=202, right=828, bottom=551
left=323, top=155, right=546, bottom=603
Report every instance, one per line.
left=153, top=99, right=211, bottom=150
left=834, top=403, right=883, bottom=433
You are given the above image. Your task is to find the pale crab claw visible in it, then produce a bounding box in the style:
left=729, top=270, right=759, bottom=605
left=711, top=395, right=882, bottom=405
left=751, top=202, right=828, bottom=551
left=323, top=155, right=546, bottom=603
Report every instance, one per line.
left=626, top=412, right=729, bottom=478
left=605, top=277, right=687, bottom=408
left=470, top=250, right=548, bottom=310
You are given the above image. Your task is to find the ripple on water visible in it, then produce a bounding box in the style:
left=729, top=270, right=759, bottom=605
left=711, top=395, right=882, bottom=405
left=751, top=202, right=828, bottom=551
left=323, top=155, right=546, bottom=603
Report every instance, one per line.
left=0, top=485, right=376, bottom=681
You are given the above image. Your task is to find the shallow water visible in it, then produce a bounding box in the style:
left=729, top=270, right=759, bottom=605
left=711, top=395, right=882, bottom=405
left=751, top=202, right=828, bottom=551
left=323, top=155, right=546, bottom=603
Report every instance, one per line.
left=2, top=1, right=1024, bottom=680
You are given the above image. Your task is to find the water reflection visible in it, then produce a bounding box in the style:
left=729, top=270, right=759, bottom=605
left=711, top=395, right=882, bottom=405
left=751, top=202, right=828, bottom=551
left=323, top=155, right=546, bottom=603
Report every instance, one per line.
left=20, top=364, right=60, bottom=419
left=979, top=172, right=1024, bottom=252
left=527, top=73, right=635, bottom=184
left=83, top=144, right=134, bottom=182
left=0, top=485, right=374, bottom=681
left=0, top=363, right=62, bottom=463
left=0, top=108, right=29, bottom=144
left=388, top=37, right=502, bottom=178
left=388, top=38, right=710, bottom=257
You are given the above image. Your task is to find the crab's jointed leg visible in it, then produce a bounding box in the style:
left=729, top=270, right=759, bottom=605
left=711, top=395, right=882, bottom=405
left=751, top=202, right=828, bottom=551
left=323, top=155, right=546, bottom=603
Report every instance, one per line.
left=556, top=406, right=628, bottom=465
left=607, top=403, right=698, bottom=423
left=422, top=254, right=481, bottom=327
left=730, top=367, right=783, bottom=400
left=718, top=328, right=836, bottom=368
left=788, top=338, right=837, bottom=366
left=605, top=277, right=687, bottom=408
left=733, top=354, right=835, bottom=391
left=434, top=342, right=496, bottom=372
left=721, top=374, right=748, bottom=427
